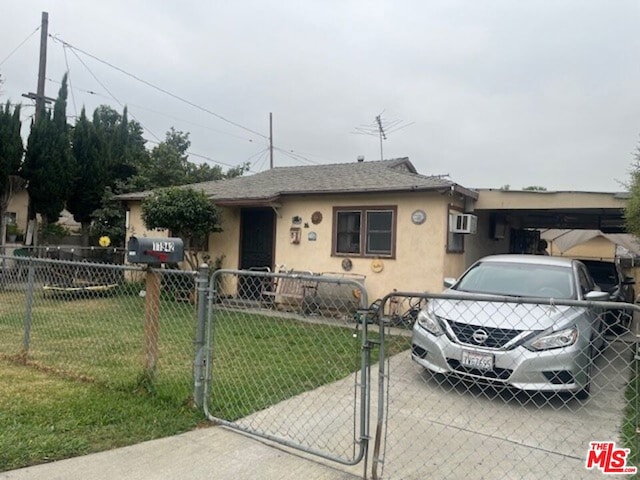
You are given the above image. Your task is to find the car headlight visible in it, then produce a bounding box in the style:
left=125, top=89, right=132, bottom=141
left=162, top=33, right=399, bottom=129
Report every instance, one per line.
left=529, top=327, right=578, bottom=351
left=416, top=309, right=444, bottom=336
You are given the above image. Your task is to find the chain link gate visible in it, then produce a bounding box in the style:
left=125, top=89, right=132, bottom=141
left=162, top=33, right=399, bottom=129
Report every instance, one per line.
left=202, top=268, right=374, bottom=471
left=371, top=291, right=640, bottom=479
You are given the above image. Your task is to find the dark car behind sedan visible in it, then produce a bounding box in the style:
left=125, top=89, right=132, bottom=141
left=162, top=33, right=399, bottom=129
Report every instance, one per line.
left=580, top=259, right=635, bottom=333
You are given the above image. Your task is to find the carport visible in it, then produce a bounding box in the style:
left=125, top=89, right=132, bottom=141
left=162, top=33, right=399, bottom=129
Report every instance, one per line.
left=466, top=189, right=631, bottom=265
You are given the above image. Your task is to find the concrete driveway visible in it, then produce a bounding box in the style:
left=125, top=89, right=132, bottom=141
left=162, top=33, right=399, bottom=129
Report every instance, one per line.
left=211, top=332, right=633, bottom=479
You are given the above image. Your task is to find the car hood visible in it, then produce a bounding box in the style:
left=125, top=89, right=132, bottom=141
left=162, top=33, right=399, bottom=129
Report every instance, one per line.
left=430, top=297, right=581, bottom=331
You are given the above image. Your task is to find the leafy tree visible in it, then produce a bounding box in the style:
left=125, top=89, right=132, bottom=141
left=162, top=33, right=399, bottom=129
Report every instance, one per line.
left=67, top=107, right=107, bottom=246
left=141, top=187, right=221, bottom=269
left=523, top=186, right=547, bottom=191
left=87, top=105, right=149, bottom=245
left=185, top=161, right=249, bottom=184
left=138, top=128, right=248, bottom=189
left=22, top=74, right=75, bottom=234
left=0, top=101, right=23, bottom=244
left=92, top=105, right=148, bottom=187
left=142, top=128, right=191, bottom=188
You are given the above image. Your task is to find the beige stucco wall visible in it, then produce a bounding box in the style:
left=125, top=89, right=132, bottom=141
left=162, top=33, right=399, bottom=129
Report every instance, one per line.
left=269, top=192, right=459, bottom=301
left=463, top=211, right=511, bottom=268
left=474, top=189, right=627, bottom=210
left=208, top=207, right=240, bottom=270
left=6, top=189, right=29, bottom=233
left=126, top=202, right=169, bottom=241
left=125, top=191, right=470, bottom=303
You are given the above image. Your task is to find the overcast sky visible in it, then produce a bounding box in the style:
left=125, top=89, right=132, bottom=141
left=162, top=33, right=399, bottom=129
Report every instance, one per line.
left=1, top=1, right=639, bottom=192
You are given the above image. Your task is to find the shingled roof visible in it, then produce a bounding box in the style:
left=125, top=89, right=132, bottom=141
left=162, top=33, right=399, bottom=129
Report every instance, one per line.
left=118, top=158, right=478, bottom=204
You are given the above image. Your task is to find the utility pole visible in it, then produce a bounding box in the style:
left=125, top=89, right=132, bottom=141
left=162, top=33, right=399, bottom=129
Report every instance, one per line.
left=269, top=112, right=274, bottom=169
left=22, top=12, right=53, bottom=120
left=21, top=11, right=52, bottom=247
left=36, top=12, right=48, bottom=121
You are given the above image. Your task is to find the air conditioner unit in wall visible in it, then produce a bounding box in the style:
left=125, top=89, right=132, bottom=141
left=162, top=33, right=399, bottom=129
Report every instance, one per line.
left=450, top=214, right=477, bottom=234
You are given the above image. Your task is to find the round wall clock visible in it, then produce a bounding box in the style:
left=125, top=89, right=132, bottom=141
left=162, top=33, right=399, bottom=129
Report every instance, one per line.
left=411, top=209, right=426, bottom=225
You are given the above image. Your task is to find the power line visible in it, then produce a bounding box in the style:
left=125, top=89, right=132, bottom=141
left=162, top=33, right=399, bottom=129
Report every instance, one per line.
left=46, top=36, right=330, bottom=171
left=274, top=147, right=320, bottom=166
left=0, top=25, right=40, bottom=67
left=143, top=138, right=264, bottom=174
left=49, top=35, right=268, bottom=140
left=46, top=77, right=261, bottom=145
left=252, top=149, right=272, bottom=171
left=46, top=36, right=334, bottom=170
left=66, top=46, right=162, bottom=142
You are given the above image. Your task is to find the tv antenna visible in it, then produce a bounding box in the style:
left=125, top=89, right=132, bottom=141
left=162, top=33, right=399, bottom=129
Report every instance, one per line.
left=351, top=112, right=413, bottom=161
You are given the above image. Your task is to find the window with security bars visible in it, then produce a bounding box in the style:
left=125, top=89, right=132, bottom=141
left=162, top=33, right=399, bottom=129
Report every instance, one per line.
left=334, top=207, right=396, bottom=257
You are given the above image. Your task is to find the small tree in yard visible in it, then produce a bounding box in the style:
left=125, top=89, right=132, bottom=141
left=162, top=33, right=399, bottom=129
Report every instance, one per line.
left=141, top=187, right=221, bottom=269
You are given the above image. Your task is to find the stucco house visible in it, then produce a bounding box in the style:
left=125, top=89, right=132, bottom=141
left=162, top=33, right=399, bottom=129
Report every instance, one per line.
left=119, top=158, right=479, bottom=302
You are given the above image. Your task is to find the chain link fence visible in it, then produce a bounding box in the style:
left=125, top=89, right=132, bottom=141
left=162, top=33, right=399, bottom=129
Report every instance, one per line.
left=203, top=269, right=384, bottom=467
left=371, top=292, right=639, bottom=479
left=2, top=254, right=639, bottom=478
left=0, top=245, right=126, bottom=264
left=0, top=254, right=199, bottom=405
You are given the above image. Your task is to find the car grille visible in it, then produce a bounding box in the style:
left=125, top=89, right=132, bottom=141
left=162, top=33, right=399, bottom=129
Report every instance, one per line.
left=447, top=359, right=512, bottom=381
left=446, top=320, right=522, bottom=349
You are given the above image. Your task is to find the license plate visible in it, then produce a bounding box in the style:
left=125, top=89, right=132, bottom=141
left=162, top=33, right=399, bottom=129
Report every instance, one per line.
left=461, top=350, right=494, bottom=371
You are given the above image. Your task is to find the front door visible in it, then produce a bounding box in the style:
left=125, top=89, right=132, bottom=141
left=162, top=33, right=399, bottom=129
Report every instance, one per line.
left=239, top=208, right=275, bottom=298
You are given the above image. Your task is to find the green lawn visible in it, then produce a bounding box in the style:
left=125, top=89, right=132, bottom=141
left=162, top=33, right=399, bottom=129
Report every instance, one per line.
left=0, top=362, right=202, bottom=472
left=0, top=290, right=410, bottom=471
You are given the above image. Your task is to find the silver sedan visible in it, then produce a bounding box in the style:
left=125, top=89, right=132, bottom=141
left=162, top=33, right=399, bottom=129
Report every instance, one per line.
left=411, top=255, right=609, bottom=398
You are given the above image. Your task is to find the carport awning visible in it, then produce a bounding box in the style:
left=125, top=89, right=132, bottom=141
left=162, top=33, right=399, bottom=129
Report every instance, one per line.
left=540, top=229, right=640, bottom=255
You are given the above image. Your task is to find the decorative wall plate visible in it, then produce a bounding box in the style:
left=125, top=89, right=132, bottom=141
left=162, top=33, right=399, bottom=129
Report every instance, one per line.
left=311, top=211, right=323, bottom=225
left=341, top=258, right=352, bottom=271
left=371, top=259, right=384, bottom=273
left=411, top=209, right=426, bottom=225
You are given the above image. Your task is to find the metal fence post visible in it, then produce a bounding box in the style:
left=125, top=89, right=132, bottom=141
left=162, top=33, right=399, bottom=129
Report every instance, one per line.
left=22, top=258, right=35, bottom=361
left=143, top=265, right=161, bottom=378
left=193, top=264, right=209, bottom=408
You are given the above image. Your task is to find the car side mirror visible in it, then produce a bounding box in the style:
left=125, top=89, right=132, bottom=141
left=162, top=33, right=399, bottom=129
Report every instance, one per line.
left=585, top=291, right=609, bottom=301
left=443, top=277, right=456, bottom=288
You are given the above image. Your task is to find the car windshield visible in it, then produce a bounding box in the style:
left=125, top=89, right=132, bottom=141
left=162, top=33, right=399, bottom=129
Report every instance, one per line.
left=454, top=261, right=575, bottom=299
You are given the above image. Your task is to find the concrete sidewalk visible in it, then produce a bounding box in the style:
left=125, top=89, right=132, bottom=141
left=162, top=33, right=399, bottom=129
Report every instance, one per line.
left=0, top=426, right=359, bottom=480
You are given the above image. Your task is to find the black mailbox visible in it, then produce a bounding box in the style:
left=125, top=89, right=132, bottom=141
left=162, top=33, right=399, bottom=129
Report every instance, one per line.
left=127, top=236, right=184, bottom=264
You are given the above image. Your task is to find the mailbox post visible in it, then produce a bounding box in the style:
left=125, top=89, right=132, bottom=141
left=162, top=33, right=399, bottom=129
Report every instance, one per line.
left=127, top=237, right=184, bottom=378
